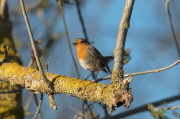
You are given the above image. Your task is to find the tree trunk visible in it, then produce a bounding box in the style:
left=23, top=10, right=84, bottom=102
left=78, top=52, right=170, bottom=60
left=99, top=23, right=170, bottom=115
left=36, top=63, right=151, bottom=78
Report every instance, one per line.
left=0, top=1, right=24, bottom=119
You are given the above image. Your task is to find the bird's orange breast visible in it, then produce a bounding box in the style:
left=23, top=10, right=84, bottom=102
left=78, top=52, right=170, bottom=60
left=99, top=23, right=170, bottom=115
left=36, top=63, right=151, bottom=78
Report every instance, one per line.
left=76, top=44, right=88, bottom=61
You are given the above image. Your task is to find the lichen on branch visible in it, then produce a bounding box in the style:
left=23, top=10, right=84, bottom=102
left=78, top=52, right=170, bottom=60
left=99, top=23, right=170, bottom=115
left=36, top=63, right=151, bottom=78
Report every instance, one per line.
left=0, top=62, right=132, bottom=110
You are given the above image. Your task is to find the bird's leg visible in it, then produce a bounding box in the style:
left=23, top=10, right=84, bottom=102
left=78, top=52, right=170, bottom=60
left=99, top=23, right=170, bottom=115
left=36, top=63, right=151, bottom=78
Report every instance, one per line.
left=82, top=72, right=94, bottom=81
left=92, top=71, right=99, bottom=83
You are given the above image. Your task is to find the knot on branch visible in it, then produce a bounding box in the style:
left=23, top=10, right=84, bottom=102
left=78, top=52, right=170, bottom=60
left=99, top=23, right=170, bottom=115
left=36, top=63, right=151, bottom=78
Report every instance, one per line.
left=111, top=93, right=124, bottom=111
left=111, top=76, right=133, bottom=111
left=120, top=76, right=132, bottom=90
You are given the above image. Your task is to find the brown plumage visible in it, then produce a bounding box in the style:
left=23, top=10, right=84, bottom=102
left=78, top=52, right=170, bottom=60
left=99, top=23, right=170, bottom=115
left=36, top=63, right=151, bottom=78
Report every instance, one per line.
left=73, top=38, right=114, bottom=82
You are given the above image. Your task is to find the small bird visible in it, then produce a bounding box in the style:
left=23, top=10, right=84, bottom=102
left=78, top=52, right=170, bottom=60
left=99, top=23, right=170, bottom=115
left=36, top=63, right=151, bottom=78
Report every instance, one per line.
left=73, top=38, right=114, bottom=82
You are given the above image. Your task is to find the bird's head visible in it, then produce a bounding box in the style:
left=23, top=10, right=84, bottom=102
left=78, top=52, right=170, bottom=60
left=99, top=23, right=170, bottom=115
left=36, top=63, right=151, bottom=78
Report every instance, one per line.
left=73, top=38, right=89, bottom=48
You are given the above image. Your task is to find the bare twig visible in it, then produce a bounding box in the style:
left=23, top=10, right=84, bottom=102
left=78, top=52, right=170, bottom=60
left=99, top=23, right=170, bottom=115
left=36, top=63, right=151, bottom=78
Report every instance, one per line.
left=58, top=0, right=80, bottom=79
left=96, top=75, right=111, bottom=82
left=84, top=101, right=95, bottom=118
left=75, top=0, right=96, bottom=115
left=124, top=59, right=180, bottom=77
left=165, top=0, right=180, bottom=58
left=112, top=0, right=135, bottom=84
left=168, top=105, right=180, bottom=110
left=0, top=87, right=24, bottom=94
left=24, top=68, right=43, bottom=118
left=75, top=0, right=88, bottom=41
left=109, top=94, right=180, bottom=119
left=69, top=106, right=85, bottom=118
left=97, top=59, right=180, bottom=81
left=75, top=0, right=96, bottom=80
left=46, top=57, right=51, bottom=73
left=28, top=53, right=44, bottom=119
left=24, top=92, right=33, bottom=117
left=148, top=104, right=180, bottom=112
left=26, top=0, right=43, bottom=12
left=33, top=93, right=43, bottom=119
left=24, top=92, right=33, bottom=111
left=28, top=60, right=33, bottom=67
left=98, top=104, right=108, bottom=118
left=20, top=0, right=52, bottom=89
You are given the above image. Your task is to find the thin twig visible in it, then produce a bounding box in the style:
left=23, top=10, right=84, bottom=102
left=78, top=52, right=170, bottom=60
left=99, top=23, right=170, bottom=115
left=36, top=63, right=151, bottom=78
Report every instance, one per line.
left=168, top=105, right=180, bottom=110
left=75, top=0, right=88, bottom=41
left=27, top=59, right=43, bottom=119
left=24, top=92, right=33, bottom=117
left=58, top=0, right=80, bottom=79
left=165, top=0, right=180, bottom=59
left=58, top=2, right=95, bottom=115
left=96, top=75, right=111, bottom=82
left=25, top=0, right=43, bottom=12
left=69, top=106, right=85, bottom=118
left=149, top=104, right=180, bottom=112
left=84, top=101, right=95, bottom=118
left=24, top=92, right=33, bottom=111
left=76, top=0, right=96, bottom=115
left=24, top=68, right=43, bottom=118
left=20, top=0, right=52, bottom=89
left=108, top=94, right=180, bottom=119
left=75, top=0, right=96, bottom=80
left=97, top=59, right=180, bottom=81
left=124, top=59, right=180, bottom=77
left=0, top=87, right=24, bottom=94
left=28, top=60, right=33, bottom=67
left=98, top=103, right=108, bottom=118
left=33, top=93, right=43, bottom=119
left=46, top=56, right=51, bottom=73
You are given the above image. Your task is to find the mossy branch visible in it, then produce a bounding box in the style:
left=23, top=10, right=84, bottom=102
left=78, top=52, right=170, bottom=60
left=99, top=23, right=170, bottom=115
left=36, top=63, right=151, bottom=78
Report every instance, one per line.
left=0, top=62, right=132, bottom=110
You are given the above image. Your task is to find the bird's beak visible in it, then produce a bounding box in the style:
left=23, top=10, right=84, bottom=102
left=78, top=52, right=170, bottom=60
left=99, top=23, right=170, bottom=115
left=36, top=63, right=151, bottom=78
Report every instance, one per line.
left=73, top=42, right=77, bottom=45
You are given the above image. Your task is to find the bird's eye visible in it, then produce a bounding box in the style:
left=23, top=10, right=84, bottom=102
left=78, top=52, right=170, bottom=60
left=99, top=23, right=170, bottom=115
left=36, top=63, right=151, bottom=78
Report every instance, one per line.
left=81, top=40, right=84, bottom=43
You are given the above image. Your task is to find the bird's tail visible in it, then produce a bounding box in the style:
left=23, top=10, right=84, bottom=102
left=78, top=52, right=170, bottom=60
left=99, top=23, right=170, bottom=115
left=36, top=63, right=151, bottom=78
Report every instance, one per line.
left=104, top=56, right=114, bottom=64
left=104, top=49, right=131, bottom=65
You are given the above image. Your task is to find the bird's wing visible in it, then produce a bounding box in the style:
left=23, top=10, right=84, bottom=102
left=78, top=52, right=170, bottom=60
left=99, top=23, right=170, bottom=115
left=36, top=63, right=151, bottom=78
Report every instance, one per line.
left=87, top=45, right=112, bottom=74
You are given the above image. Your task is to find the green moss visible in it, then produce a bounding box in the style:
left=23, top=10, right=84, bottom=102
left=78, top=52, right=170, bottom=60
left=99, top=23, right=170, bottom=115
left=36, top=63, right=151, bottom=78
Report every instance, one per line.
left=111, top=69, right=124, bottom=84
left=114, top=48, right=119, bottom=56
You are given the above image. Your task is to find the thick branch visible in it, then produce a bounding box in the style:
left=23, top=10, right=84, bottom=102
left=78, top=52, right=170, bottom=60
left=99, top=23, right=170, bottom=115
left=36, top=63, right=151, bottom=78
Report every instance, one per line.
left=112, top=0, right=135, bottom=84
left=0, top=63, right=132, bottom=109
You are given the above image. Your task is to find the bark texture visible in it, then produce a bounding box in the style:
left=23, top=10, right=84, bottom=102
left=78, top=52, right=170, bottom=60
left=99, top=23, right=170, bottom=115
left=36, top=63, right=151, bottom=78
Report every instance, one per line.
left=112, top=0, right=135, bottom=84
left=0, top=63, right=132, bottom=110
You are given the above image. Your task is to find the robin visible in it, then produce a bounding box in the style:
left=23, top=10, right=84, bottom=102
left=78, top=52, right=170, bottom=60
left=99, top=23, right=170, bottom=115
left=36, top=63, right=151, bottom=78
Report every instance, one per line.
left=73, top=38, right=114, bottom=82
